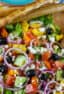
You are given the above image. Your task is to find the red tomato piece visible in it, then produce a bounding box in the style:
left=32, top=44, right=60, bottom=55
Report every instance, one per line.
left=5, top=75, right=15, bottom=87
left=28, top=52, right=35, bottom=60
left=31, top=76, right=39, bottom=89
left=27, top=30, right=35, bottom=39
left=42, top=51, right=51, bottom=61
left=1, top=28, right=8, bottom=38
left=44, top=61, right=52, bottom=70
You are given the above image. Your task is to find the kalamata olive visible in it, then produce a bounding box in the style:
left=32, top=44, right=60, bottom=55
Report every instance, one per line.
left=46, top=27, right=52, bottom=35
left=6, top=55, right=13, bottom=64
left=40, top=84, right=44, bottom=91
left=0, top=64, right=8, bottom=74
left=40, top=81, right=46, bottom=91
left=0, top=37, right=7, bottom=45
left=40, top=73, right=50, bottom=81
left=49, top=53, right=60, bottom=61
left=26, top=49, right=29, bottom=54
left=26, top=69, right=36, bottom=77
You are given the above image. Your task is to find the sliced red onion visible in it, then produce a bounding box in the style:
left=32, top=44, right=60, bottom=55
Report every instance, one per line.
left=39, top=69, right=54, bottom=75
left=47, top=89, right=52, bottom=94
left=30, top=38, right=50, bottom=50
left=49, top=42, right=61, bottom=53
left=48, top=42, right=54, bottom=52
left=4, top=48, right=30, bottom=70
left=44, top=80, right=59, bottom=94
left=30, top=39, right=36, bottom=47
left=49, top=42, right=64, bottom=58
left=7, top=36, right=22, bottom=44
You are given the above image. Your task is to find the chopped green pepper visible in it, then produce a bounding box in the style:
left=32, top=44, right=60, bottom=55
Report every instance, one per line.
left=4, top=89, right=13, bottom=94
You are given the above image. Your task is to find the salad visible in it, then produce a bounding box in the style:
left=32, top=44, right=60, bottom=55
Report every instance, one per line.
left=0, top=15, right=64, bottom=94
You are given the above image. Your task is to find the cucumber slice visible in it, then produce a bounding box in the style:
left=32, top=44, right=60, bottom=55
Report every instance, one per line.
left=0, top=48, right=3, bottom=55
left=56, top=69, right=63, bottom=81
left=0, top=87, right=3, bottom=94
left=14, top=55, right=26, bottom=67
left=15, top=76, right=27, bottom=87
left=14, top=89, right=25, bottom=94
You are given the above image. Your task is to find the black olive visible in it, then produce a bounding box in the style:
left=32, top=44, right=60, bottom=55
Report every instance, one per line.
left=40, top=84, right=44, bottom=91
left=46, top=27, right=52, bottom=35
left=49, top=53, right=60, bottom=61
left=6, top=55, right=13, bottom=64
left=0, top=37, right=7, bottom=45
left=26, top=69, right=36, bottom=77
left=40, top=73, right=50, bottom=81
left=0, top=64, right=8, bottom=74
left=26, top=49, right=29, bottom=54
left=49, top=92, right=53, bottom=94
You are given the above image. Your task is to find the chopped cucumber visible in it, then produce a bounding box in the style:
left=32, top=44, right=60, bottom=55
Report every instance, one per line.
left=14, top=55, right=26, bottom=67
left=14, top=89, right=25, bottom=94
left=53, top=45, right=61, bottom=54
left=56, top=69, right=63, bottom=81
left=15, top=76, right=27, bottom=87
left=0, top=48, right=3, bottom=55
left=0, top=87, right=3, bottom=94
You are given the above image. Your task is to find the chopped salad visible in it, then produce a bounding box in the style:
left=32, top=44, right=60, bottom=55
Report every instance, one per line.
left=0, top=15, right=64, bottom=94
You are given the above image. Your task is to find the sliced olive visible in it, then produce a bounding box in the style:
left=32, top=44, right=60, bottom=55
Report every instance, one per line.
left=40, top=73, right=50, bottom=81
left=26, top=49, right=29, bottom=54
left=46, top=27, right=52, bottom=35
left=0, top=64, right=8, bottom=74
left=40, top=84, right=44, bottom=91
left=49, top=53, right=60, bottom=61
left=6, top=55, right=13, bottom=64
left=26, top=69, right=36, bottom=78
left=0, top=38, right=7, bottom=45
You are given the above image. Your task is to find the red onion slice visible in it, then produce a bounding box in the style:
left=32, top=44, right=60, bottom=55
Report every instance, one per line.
left=44, top=80, right=59, bottom=94
left=30, top=38, right=50, bottom=53
left=4, top=48, right=30, bottom=70
left=7, top=36, right=22, bottom=44
left=39, top=69, right=54, bottom=75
